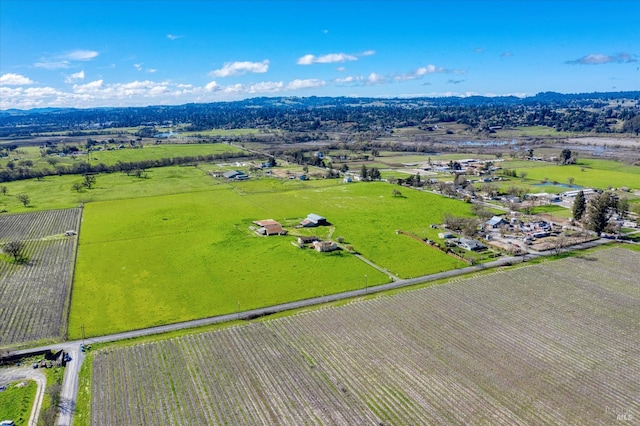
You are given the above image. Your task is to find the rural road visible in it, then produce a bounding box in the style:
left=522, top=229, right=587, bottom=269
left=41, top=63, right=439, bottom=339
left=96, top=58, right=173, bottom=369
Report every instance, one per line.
left=0, top=365, right=46, bottom=426
left=56, top=348, right=84, bottom=426
left=5, top=237, right=616, bottom=425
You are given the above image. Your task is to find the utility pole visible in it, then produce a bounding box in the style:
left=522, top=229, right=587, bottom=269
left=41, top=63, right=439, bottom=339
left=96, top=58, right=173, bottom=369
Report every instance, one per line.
left=81, top=324, right=85, bottom=345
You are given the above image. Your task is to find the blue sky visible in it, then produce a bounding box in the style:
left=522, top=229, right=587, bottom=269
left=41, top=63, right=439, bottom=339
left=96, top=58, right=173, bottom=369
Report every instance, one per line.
left=1, top=0, right=638, bottom=109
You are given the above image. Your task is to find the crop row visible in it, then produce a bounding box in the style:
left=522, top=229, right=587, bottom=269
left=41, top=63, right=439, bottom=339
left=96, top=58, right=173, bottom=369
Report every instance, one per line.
left=90, top=247, right=640, bottom=425
left=0, top=208, right=80, bottom=346
left=0, top=208, right=81, bottom=241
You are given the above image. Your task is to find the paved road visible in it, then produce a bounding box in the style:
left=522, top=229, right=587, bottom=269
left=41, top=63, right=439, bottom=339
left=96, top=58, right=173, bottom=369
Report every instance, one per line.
left=5, top=237, right=616, bottom=425
left=57, top=348, right=84, bottom=426
left=0, top=365, right=46, bottom=426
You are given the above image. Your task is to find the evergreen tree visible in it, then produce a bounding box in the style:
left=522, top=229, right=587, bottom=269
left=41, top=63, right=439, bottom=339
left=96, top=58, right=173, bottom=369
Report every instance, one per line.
left=360, top=164, right=368, bottom=180
left=572, top=190, right=586, bottom=221
left=586, top=192, right=613, bottom=235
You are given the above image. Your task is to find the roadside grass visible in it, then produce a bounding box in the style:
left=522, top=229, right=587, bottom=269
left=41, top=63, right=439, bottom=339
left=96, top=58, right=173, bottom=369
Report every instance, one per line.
left=74, top=353, right=93, bottom=426
left=37, top=367, right=64, bottom=425
left=69, top=181, right=471, bottom=338
left=0, top=380, right=36, bottom=426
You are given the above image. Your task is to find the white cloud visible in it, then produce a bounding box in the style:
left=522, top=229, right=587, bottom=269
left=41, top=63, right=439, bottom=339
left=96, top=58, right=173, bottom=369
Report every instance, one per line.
left=500, top=52, right=513, bottom=58
left=167, top=34, right=184, bottom=40
left=63, top=50, right=99, bottom=61
left=565, top=52, right=637, bottom=65
left=297, top=53, right=357, bottom=65
left=336, top=66, right=346, bottom=72
left=0, top=73, right=35, bottom=85
left=416, top=65, right=445, bottom=75
left=367, top=72, right=386, bottom=85
left=209, top=60, right=270, bottom=77
left=247, top=81, right=284, bottom=93
left=72, top=79, right=103, bottom=94
left=361, top=50, right=376, bottom=56
left=394, top=64, right=466, bottom=81
left=147, top=68, right=158, bottom=73
left=34, top=60, right=71, bottom=70
left=34, top=49, right=98, bottom=70
left=205, top=81, right=220, bottom=92
left=287, top=79, right=326, bottom=90
left=65, top=70, right=85, bottom=83
left=335, top=76, right=355, bottom=84
left=134, top=63, right=143, bottom=71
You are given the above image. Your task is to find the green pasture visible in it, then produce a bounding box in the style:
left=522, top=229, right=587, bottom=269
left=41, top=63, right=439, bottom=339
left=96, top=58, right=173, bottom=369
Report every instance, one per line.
left=69, top=181, right=470, bottom=337
left=511, top=160, right=640, bottom=190
left=0, top=165, right=229, bottom=212
left=87, top=143, right=242, bottom=165
left=0, top=143, right=244, bottom=173
left=0, top=380, right=36, bottom=426
left=493, top=125, right=579, bottom=138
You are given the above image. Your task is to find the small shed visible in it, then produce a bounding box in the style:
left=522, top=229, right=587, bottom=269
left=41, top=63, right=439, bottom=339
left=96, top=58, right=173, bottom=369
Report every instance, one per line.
left=297, top=236, right=319, bottom=245
left=312, top=240, right=338, bottom=252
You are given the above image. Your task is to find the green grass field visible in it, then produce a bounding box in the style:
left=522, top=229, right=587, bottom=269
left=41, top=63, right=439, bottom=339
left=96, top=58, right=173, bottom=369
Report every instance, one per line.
left=0, top=143, right=243, bottom=172
left=0, top=380, right=36, bottom=426
left=0, top=165, right=232, bottom=212
left=88, top=143, right=243, bottom=165
left=69, top=180, right=470, bottom=337
left=506, top=159, right=640, bottom=190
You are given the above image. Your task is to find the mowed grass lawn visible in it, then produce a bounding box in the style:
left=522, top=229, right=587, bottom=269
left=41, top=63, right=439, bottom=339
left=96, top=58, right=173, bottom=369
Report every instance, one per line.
left=70, top=181, right=470, bottom=337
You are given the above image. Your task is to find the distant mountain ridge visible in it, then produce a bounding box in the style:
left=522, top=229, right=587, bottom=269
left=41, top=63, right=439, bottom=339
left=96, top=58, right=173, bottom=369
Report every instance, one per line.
left=1, top=91, right=639, bottom=116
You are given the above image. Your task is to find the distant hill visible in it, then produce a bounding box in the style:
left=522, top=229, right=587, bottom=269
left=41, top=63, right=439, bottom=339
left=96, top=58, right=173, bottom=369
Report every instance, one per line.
left=0, top=91, right=638, bottom=137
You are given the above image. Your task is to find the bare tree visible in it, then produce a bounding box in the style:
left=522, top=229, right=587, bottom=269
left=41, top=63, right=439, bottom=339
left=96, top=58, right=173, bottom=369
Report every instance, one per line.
left=0, top=186, right=7, bottom=196
left=3, top=241, right=24, bottom=262
left=17, top=193, right=30, bottom=207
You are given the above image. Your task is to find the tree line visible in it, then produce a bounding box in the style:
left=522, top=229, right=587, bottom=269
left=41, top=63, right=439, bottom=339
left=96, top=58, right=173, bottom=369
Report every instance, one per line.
left=1, top=93, right=639, bottom=137
left=0, top=151, right=250, bottom=183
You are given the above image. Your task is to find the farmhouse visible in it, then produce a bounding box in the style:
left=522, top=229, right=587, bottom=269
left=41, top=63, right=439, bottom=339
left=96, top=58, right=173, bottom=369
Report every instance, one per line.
left=300, top=213, right=328, bottom=227
left=312, top=240, right=338, bottom=252
left=253, top=219, right=287, bottom=236
left=457, top=238, right=486, bottom=251
left=438, top=232, right=454, bottom=239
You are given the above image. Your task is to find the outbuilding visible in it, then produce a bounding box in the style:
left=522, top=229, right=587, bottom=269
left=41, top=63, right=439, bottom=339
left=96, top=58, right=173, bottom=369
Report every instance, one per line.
left=300, top=213, right=328, bottom=227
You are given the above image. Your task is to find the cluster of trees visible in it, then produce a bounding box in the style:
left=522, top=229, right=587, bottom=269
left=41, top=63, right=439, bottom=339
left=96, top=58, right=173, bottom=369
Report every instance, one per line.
left=442, top=214, right=481, bottom=237
left=572, top=190, right=630, bottom=235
